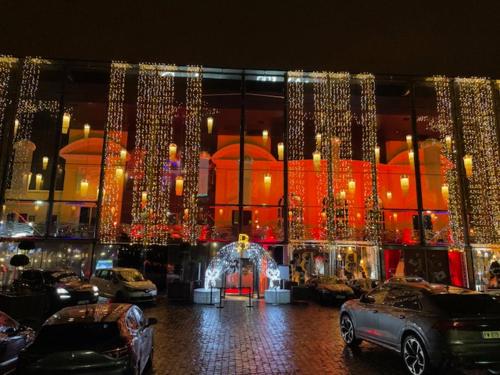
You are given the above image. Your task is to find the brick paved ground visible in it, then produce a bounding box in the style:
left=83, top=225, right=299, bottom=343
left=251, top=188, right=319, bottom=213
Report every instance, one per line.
left=143, top=298, right=489, bottom=375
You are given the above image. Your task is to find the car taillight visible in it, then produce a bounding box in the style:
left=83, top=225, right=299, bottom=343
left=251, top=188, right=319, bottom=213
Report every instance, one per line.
left=103, top=345, right=130, bottom=359
left=433, top=320, right=482, bottom=332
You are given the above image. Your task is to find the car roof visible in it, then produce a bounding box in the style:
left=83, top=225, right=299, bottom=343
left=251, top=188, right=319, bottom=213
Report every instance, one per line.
left=110, top=267, right=139, bottom=272
left=44, top=304, right=132, bottom=325
left=387, top=281, right=479, bottom=296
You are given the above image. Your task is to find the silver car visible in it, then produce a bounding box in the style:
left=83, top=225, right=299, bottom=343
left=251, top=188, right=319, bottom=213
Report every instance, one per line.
left=340, top=280, right=500, bottom=375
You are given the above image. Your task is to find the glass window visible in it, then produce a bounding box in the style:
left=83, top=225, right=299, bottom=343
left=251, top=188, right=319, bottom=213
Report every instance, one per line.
left=243, top=72, right=284, bottom=242
left=367, top=287, right=388, bottom=304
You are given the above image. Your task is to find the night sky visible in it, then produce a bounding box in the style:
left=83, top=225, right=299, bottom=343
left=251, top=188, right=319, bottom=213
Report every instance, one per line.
left=0, top=0, right=499, bottom=77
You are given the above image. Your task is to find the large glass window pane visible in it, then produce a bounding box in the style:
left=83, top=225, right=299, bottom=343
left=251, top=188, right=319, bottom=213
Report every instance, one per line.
left=50, top=61, right=110, bottom=238
left=243, top=71, right=285, bottom=243
left=2, top=59, right=64, bottom=238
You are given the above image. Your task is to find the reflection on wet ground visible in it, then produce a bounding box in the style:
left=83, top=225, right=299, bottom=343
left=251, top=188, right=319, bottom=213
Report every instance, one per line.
left=144, top=298, right=488, bottom=374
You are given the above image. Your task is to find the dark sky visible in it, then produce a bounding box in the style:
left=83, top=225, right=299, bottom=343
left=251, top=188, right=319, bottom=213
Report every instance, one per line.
left=1, top=0, right=499, bottom=77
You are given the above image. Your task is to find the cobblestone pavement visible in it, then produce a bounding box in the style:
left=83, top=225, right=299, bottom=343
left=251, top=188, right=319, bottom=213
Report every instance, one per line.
left=143, top=298, right=489, bottom=375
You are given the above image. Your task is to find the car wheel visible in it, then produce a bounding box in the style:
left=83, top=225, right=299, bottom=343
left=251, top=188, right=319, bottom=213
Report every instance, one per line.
left=340, top=314, right=361, bottom=347
left=402, top=334, right=429, bottom=375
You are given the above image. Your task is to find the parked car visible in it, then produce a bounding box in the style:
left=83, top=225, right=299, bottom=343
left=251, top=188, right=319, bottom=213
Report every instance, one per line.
left=91, top=268, right=157, bottom=303
left=13, top=269, right=99, bottom=311
left=340, top=281, right=500, bottom=375
left=0, top=311, right=35, bottom=374
left=17, top=303, right=157, bottom=374
left=308, top=276, right=355, bottom=305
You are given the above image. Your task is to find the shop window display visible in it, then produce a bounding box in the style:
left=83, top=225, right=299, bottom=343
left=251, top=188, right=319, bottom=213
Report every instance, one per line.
left=473, top=246, right=500, bottom=293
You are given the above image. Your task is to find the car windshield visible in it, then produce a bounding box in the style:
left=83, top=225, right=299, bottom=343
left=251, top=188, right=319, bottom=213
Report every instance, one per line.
left=430, top=294, right=500, bottom=316
left=54, top=272, right=80, bottom=282
left=117, top=270, right=145, bottom=282
left=30, top=323, right=124, bottom=353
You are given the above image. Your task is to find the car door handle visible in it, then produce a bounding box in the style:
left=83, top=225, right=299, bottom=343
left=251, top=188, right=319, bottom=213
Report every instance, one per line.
left=399, top=314, right=405, bottom=319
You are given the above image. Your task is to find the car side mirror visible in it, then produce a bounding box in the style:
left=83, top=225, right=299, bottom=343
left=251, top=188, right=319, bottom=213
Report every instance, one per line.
left=147, top=317, right=158, bottom=327
left=360, top=293, right=375, bottom=304
left=5, top=327, right=17, bottom=336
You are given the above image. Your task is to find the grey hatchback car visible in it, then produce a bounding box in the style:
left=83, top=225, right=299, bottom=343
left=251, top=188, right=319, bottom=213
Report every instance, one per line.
left=340, top=281, right=500, bottom=375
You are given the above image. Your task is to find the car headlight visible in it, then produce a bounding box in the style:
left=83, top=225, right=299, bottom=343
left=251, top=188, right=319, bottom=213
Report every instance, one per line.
left=92, top=285, right=99, bottom=292
left=56, top=288, right=71, bottom=299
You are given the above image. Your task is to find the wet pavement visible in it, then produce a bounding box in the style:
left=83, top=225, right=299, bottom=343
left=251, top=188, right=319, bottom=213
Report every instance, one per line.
left=143, top=297, right=489, bottom=375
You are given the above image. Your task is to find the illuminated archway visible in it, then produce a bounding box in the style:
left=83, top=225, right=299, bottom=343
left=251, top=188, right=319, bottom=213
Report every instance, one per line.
left=204, top=235, right=281, bottom=290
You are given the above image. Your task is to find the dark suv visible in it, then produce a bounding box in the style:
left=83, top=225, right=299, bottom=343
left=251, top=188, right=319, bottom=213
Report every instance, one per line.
left=17, top=303, right=157, bottom=374
left=340, top=281, right=500, bottom=374
left=14, top=269, right=99, bottom=311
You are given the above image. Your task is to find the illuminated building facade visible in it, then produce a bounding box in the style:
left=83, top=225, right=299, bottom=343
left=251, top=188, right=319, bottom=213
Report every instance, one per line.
left=0, top=57, right=498, bottom=292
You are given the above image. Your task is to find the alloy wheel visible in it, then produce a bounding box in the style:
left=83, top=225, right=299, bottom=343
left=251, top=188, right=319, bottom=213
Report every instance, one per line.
left=340, top=315, right=355, bottom=344
left=403, top=336, right=426, bottom=375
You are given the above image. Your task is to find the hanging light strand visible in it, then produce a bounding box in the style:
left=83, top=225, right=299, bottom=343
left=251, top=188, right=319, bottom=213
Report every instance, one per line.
left=287, top=71, right=305, bottom=241
left=431, top=76, right=464, bottom=247
left=358, top=73, right=381, bottom=246
left=331, top=72, right=352, bottom=238
left=182, top=66, right=203, bottom=245
left=0, top=56, right=16, bottom=150
left=457, top=78, right=500, bottom=243
left=99, top=62, right=129, bottom=243
left=7, top=57, right=44, bottom=196
left=131, top=64, right=176, bottom=245
left=312, top=72, right=331, bottom=239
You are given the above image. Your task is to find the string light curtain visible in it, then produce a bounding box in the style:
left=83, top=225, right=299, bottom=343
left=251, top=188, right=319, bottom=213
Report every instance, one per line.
left=358, top=74, right=381, bottom=245
left=312, top=72, right=332, bottom=240
left=131, top=63, right=176, bottom=246
left=0, top=56, right=16, bottom=149
left=331, top=73, right=352, bottom=237
left=8, top=57, right=43, bottom=196
left=99, top=62, right=128, bottom=243
left=431, top=77, right=464, bottom=247
left=182, top=66, right=203, bottom=245
left=457, top=78, right=500, bottom=244
left=287, top=71, right=305, bottom=241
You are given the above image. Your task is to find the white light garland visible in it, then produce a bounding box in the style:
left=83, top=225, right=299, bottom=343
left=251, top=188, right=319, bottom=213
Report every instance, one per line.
left=99, top=62, right=129, bottom=243
left=182, top=66, right=203, bottom=245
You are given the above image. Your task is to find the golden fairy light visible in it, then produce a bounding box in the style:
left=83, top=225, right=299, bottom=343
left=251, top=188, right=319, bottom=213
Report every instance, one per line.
left=13, top=119, right=19, bottom=136
left=400, top=174, right=409, bottom=194
left=315, top=133, right=322, bottom=147
left=406, top=134, right=412, bottom=149
left=35, top=173, right=43, bottom=190
left=115, top=166, right=124, bottom=180
left=445, top=135, right=452, bottom=152
left=408, top=149, right=415, bottom=169
left=42, top=156, right=48, bottom=170
left=386, top=191, right=392, bottom=200
left=169, top=143, right=177, bottom=160
left=262, top=129, right=269, bottom=143
left=264, top=172, right=271, bottom=192
left=141, top=191, right=148, bottom=204
left=120, top=149, right=127, bottom=163
left=441, top=183, right=449, bottom=202
left=83, top=123, right=90, bottom=138
left=80, top=178, right=88, bottom=197
left=312, top=150, right=321, bottom=171
left=374, top=146, right=380, bottom=164
left=277, top=142, right=284, bottom=161
left=339, top=190, right=346, bottom=200
left=62, top=113, right=71, bottom=134
left=207, top=116, right=214, bottom=134
left=463, top=154, right=472, bottom=178
left=348, top=179, right=356, bottom=194
left=175, top=176, right=184, bottom=196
